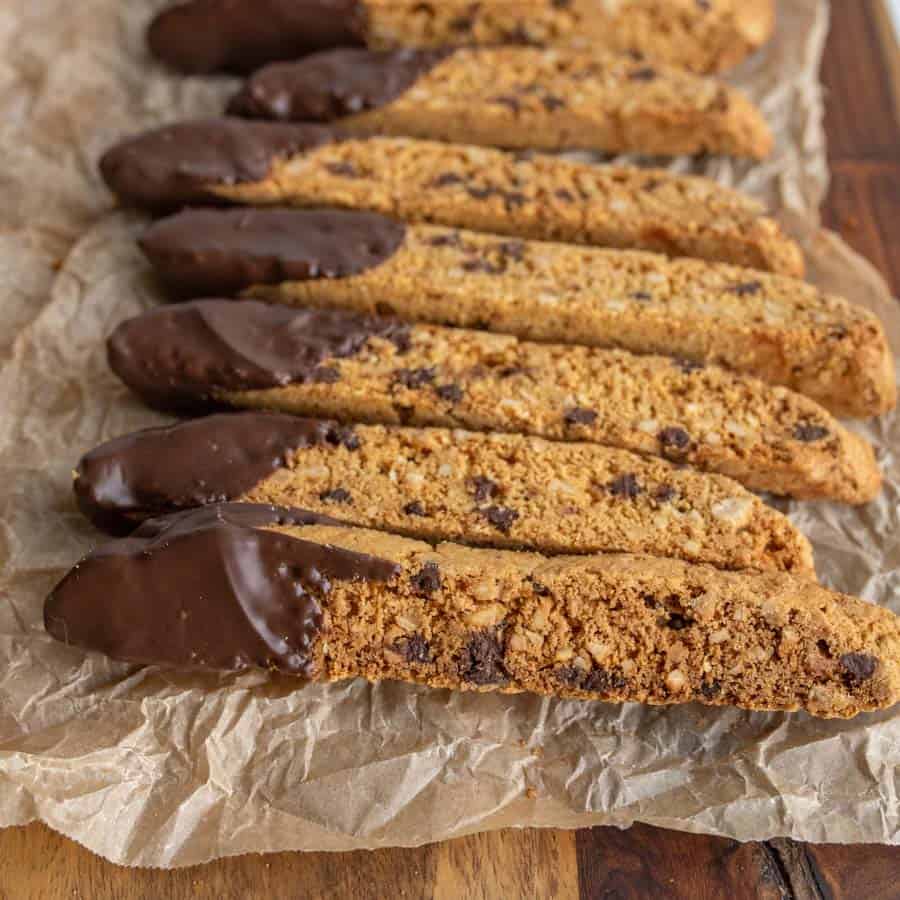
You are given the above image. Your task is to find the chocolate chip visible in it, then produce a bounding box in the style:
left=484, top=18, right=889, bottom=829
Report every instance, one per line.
left=643, top=595, right=658, bottom=609
left=608, top=473, right=642, bottom=499
left=396, top=633, right=432, bottom=664
left=529, top=578, right=551, bottom=596
left=503, top=191, right=526, bottom=210
left=653, top=485, right=677, bottom=503
left=326, top=426, right=360, bottom=451
left=449, top=15, right=474, bottom=31
left=403, top=501, right=426, bottom=517
left=458, top=629, right=508, bottom=685
left=410, top=561, right=441, bottom=596
left=427, top=232, right=463, bottom=248
left=435, top=383, right=463, bottom=403
left=479, top=505, right=519, bottom=533
left=492, top=95, right=521, bottom=113
left=462, top=257, right=505, bottom=275
left=319, top=488, right=351, bottom=504
left=392, top=366, right=436, bottom=389
left=628, top=67, right=657, bottom=81
left=541, top=95, right=566, bottom=111
left=392, top=403, right=415, bottom=424
left=673, top=358, right=704, bottom=374
left=729, top=281, right=762, bottom=296
left=630, top=291, right=652, bottom=301
left=793, top=422, right=830, bottom=443
left=497, top=365, right=526, bottom=379
left=555, top=188, right=575, bottom=203
left=467, top=185, right=494, bottom=200
left=699, top=679, right=721, bottom=698
left=472, top=476, right=499, bottom=503
left=387, top=328, right=412, bottom=354
left=324, top=162, right=360, bottom=178
left=556, top=665, right=583, bottom=686
left=564, top=407, right=597, bottom=426
left=665, top=613, right=692, bottom=630
left=310, top=366, right=340, bottom=383
left=658, top=427, right=692, bottom=458
left=496, top=240, right=526, bottom=261
left=432, top=172, right=464, bottom=188
left=581, top=668, right=628, bottom=694
left=840, top=652, right=878, bottom=686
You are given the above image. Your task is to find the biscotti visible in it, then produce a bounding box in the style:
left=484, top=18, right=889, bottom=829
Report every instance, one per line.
left=106, top=300, right=882, bottom=504
left=74, top=412, right=814, bottom=575
left=227, top=47, right=772, bottom=159
left=148, top=0, right=775, bottom=76
left=140, top=208, right=895, bottom=418
left=100, top=119, right=803, bottom=275
left=45, top=504, right=900, bottom=719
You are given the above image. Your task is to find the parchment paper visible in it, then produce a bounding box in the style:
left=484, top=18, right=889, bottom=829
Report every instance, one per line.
left=0, top=0, right=898, bottom=867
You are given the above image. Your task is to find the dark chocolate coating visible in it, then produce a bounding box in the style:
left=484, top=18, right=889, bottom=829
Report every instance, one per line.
left=107, top=299, right=410, bottom=413
left=147, top=0, right=367, bottom=75
left=45, top=503, right=399, bottom=674
left=140, top=207, right=405, bottom=298
left=75, top=412, right=362, bottom=535
left=228, top=48, right=451, bottom=122
left=99, top=118, right=339, bottom=212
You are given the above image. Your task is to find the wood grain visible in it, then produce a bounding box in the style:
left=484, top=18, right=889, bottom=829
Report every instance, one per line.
left=0, top=2, right=897, bottom=898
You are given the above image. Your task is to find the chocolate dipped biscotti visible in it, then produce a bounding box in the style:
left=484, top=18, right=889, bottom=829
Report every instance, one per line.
left=74, top=412, right=815, bottom=575
left=100, top=119, right=803, bottom=274
left=106, top=300, right=881, bottom=503
left=45, top=504, right=900, bottom=719
left=148, top=0, right=775, bottom=76
left=227, top=47, right=772, bottom=159
left=140, top=208, right=896, bottom=419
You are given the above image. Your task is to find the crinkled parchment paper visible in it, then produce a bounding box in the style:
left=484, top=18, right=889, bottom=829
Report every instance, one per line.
left=0, top=0, right=898, bottom=867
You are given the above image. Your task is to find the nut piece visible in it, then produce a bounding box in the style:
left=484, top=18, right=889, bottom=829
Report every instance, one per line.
left=666, top=669, right=688, bottom=692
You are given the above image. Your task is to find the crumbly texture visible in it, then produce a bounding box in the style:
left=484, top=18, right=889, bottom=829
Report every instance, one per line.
left=275, top=522, right=900, bottom=719
left=221, top=324, right=881, bottom=504
left=240, top=424, right=813, bottom=575
left=363, top=0, right=775, bottom=75
left=248, top=224, right=895, bottom=418
left=335, top=47, right=771, bottom=158
left=217, top=136, right=804, bottom=275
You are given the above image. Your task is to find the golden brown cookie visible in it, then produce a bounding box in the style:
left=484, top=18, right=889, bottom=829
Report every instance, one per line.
left=228, top=47, right=772, bottom=159
left=106, top=301, right=882, bottom=504
left=100, top=119, right=803, bottom=274
left=140, top=208, right=895, bottom=418
left=45, top=504, right=900, bottom=719
left=74, top=412, right=815, bottom=575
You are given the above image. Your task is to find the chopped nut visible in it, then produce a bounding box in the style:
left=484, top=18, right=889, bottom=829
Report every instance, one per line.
left=709, top=628, right=730, bottom=644
left=586, top=640, right=611, bottom=663
left=508, top=632, right=528, bottom=652
left=473, top=581, right=500, bottom=603
left=395, top=613, right=421, bottom=632
left=466, top=603, right=506, bottom=627
left=555, top=647, right=575, bottom=662
left=620, top=658, right=636, bottom=676
left=666, top=669, right=687, bottom=692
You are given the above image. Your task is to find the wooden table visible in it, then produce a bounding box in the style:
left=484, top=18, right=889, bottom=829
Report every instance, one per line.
left=1, top=4, right=898, bottom=897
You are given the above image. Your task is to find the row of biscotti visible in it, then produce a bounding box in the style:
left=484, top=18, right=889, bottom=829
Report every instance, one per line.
left=148, top=0, right=776, bottom=77
left=103, top=299, right=881, bottom=506
left=138, top=207, right=896, bottom=419
left=219, top=45, right=773, bottom=160
left=45, top=503, right=900, bottom=719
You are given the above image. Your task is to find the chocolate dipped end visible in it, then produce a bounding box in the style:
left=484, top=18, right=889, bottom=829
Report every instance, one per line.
left=107, top=298, right=411, bottom=413
left=228, top=48, right=452, bottom=122
left=140, top=208, right=406, bottom=298
left=75, top=412, right=363, bottom=535
left=45, top=503, right=399, bottom=674
left=148, top=0, right=367, bottom=75
left=99, top=119, right=339, bottom=212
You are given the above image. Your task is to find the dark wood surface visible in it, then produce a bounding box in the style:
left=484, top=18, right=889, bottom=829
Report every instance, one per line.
left=0, top=3, right=897, bottom=898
